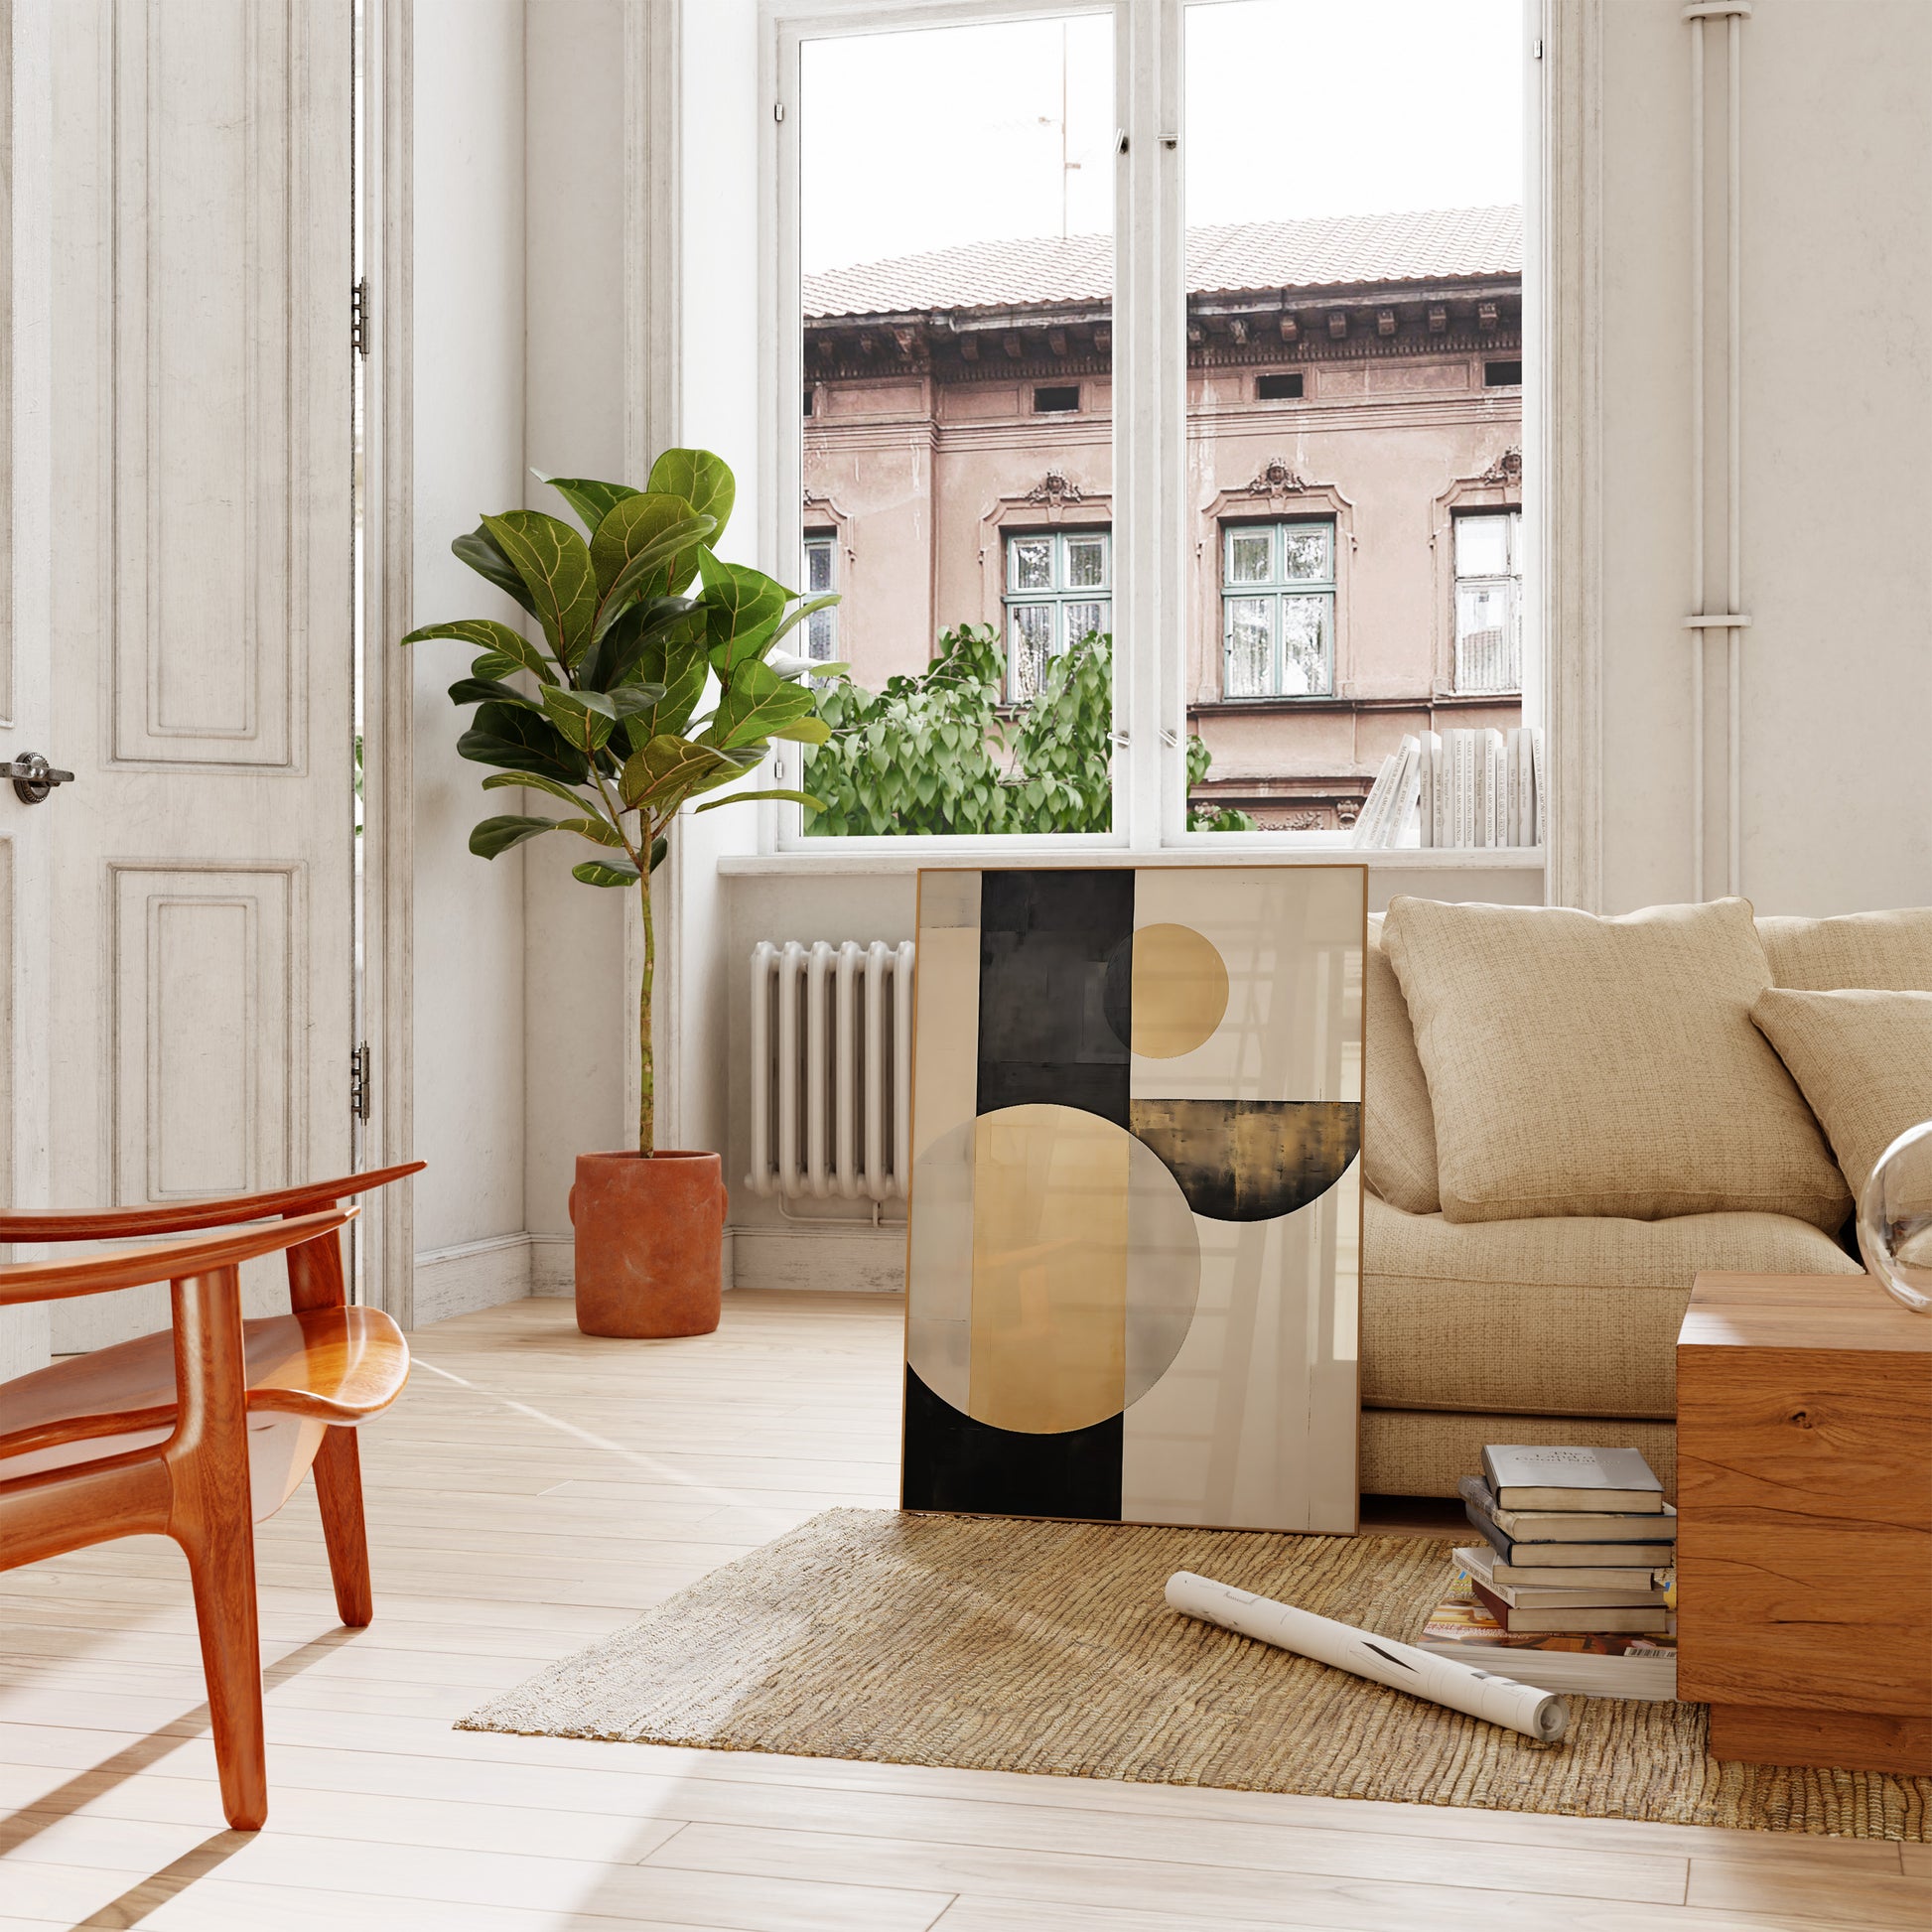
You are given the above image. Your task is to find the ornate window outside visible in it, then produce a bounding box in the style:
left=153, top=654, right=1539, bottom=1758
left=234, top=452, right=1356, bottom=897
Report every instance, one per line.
left=801, top=532, right=839, bottom=663
left=1451, top=510, right=1522, bottom=694
left=1004, top=528, right=1111, bottom=702
left=1220, top=519, right=1336, bottom=698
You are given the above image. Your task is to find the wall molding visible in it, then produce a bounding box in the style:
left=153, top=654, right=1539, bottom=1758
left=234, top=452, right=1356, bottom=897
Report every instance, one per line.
left=729, top=1221, right=905, bottom=1295
left=411, top=1231, right=532, bottom=1328
left=360, top=0, right=417, bottom=1323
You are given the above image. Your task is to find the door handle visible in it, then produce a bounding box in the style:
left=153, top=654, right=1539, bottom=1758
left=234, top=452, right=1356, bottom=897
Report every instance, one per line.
left=3, top=752, right=75, bottom=804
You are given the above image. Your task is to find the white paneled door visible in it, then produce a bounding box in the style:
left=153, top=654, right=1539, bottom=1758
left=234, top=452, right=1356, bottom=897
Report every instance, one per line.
left=18, top=1, right=356, bottom=1355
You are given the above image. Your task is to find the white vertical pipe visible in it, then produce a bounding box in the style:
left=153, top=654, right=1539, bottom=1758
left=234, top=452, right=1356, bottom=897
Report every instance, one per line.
left=1725, top=10, right=1743, bottom=897
left=863, top=940, right=889, bottom=1202
left=893, top=941, right=916, bottom=1200
left=747, top=943, right=776, bottom=1195
left=1688, top=13, right=1706, bottom=901
left=834, top=942, right=860, bottom=1197
left=806, top=941, right=832, bottom=1196
left=777, top=940, right=804, bottom=1196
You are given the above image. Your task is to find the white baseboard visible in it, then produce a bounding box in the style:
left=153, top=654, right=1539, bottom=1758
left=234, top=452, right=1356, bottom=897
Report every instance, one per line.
left=529, top=1232, right=575, bottom=1298
left=411, top=1232, right=533, bottom=1327
left=728, top=1222, right=906, bottom=1293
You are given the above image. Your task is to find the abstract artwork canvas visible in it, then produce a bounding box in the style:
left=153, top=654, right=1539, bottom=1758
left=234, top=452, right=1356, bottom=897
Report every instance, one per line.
left=903, top=865, right=1366, bottom=1535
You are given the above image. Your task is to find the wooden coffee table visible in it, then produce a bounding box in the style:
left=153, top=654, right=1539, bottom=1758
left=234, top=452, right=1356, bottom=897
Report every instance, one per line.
left=1677, top=1272, right=1932, bottom=1773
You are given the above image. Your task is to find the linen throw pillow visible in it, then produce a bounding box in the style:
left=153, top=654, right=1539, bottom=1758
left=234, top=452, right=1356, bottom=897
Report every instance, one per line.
left=1757, top=907, right=1932, bottom=991
left=1750, top=988, right=1932, bottom=1200
left=1381, top=896, right=1851, bottom=1230
left=1363, top=915, right=1441, bottom=1215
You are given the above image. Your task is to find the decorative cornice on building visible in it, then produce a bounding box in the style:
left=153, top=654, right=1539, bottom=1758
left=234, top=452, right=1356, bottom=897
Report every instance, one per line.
left=1478, top=445, right=1525, bottom=486
left=1024, top=469, right=1085, bottom=506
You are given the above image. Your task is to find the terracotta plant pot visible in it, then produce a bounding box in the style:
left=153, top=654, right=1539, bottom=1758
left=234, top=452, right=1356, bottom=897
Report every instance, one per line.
left=569, top=1151, right=726, bottom=1339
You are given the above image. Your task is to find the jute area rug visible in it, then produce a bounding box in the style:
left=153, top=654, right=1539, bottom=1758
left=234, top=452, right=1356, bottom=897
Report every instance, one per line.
left=459, top=1507, right=1929, bottom=1839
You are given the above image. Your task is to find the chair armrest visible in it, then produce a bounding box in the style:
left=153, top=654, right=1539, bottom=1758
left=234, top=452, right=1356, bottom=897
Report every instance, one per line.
left=0, top=1162, right=422, bottom=1243
left=0, top=1208, right=355, bottom=1306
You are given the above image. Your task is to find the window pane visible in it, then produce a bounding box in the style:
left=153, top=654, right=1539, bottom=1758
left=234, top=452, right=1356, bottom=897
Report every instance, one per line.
left=1226, top=530, right=1272, bottom=585
left=1454, top=581, right=1518, bottom=692
left=1184, top=0, right=1524, bottom=830
left=1281, top=523, right=1331, bottom=584
left=1225, top=598, right=1273, bottom=697
left=806, top=607, right=838, bottom=661
left=1063, top=535, right=1107, bottom=589
left=804, top=538, right=834, bottom=595
left=1010, top=603, right=1056, bottom=701
left=1280, top=595, right=1331, bottom=695
left=1454, top=513, right=1510, bottom=579
left=799, top=12, right=1115, bottom=836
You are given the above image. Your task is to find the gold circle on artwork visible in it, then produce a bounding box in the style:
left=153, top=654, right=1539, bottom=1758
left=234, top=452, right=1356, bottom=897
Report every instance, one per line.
left=963, top=1104, right=1200, bottom=1436
left=1131, top=923, right=1230, bottom=1059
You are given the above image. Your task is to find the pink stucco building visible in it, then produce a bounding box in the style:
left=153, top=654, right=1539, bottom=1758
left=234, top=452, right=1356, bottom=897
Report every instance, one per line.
left=801, top=206, right=1524, bottom=829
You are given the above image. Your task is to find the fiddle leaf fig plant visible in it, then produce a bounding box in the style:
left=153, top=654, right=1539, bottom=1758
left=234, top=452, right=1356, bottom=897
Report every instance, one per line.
left=402, top=449, right=835, bottom=1154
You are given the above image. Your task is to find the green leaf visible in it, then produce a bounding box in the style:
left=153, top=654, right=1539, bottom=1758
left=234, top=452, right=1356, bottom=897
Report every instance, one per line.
left=400, top=616, right=557, bottom=685
left=699, top=554, right=792, bottom=670
left=447, top=676, right=538, bottom=711
left=480, top=769, right=600, bottom=812
left=703, top=658, right=816, bottom=749
left=648, top=835, right=669, bottom=873
left=451, top=527, right=538, bottom=618
left=573, top=856, right=641, bottom=889
left=457, top=701, right=591, bottom=786
left=589, top=492, right=712, bottom=600
left=538, top=684, right=617, bottom=755
left=481, top=511, right=600, bottom=666
left=593, top=515, right=716, bottom=642
left=557, top=815, right=627, bottom=848
left=693, top=786, right=826, bottom=814
left=772, top=714, right=831, bottom=746
left=469, top=814, right=559, bottom=859
left=582, top=594, right=701, bottom=692
left=742, top=592, right=840, bottom=670
left=619, top=734, right=743, bottom=814
left=537, top=473, right=639, bottom=536
left=645, top=448, right=735, bottom=553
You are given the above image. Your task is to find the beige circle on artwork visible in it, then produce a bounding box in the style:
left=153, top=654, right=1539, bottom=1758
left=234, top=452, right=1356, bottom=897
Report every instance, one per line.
left=1131, top=923, right=1230, bottom=1059
left=954, top=1105, right=1201, bottom=1437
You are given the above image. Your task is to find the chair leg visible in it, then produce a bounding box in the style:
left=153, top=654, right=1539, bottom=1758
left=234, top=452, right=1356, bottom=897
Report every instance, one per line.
left=182, top=1513, right=269, bottom=1831
left=313, top=1425, right=373, bottom=1627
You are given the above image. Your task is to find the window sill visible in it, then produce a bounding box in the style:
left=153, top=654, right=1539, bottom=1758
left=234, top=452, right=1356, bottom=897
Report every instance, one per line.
left=719, top=845, right=1547, bottom=878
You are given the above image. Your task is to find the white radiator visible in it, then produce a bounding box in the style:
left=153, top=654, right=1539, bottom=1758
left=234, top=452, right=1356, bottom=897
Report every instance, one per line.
left=747, top=940, right=916, bottom=1201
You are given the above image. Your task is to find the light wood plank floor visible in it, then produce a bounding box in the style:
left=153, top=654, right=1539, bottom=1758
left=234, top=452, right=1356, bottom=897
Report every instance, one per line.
left=2, top=1291, right=1924, bottom=1931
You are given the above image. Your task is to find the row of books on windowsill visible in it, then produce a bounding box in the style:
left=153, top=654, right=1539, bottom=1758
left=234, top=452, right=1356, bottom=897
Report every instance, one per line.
left=1351, top=725, right=1544, bottom=850
left=1417, top=1444, right=1677, bottom=1701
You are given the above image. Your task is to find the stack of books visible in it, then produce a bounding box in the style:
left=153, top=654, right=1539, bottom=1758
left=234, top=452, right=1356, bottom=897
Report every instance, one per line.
left=1352, top=726, right=1545, bottom=851
left=1417, top=1444, right=1678, bottom=1701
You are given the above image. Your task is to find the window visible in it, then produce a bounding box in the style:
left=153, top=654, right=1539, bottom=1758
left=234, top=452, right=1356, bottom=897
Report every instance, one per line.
left=1451, top=510, right=1521, bottom=693
left=776, top=0, right=1530, bottom=846
left=1220, top=520, right=1335, bottom=698
left=1005, top=529, right=1111, bottom=701
left=802, top=386, right=816, bottom=416
left=801, top=532, right=839, bottom=663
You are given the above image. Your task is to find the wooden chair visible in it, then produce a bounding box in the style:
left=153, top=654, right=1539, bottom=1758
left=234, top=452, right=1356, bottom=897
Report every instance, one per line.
left=0, top=1163, right=422, bottom=1830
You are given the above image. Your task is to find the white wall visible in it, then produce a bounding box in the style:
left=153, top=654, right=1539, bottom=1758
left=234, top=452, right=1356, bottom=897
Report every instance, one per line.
left=410, top=1, right=530, bottom=1279
left=1590, top=0, right=1932, bottom=915
left=522, top=0, right=629, bottom=1266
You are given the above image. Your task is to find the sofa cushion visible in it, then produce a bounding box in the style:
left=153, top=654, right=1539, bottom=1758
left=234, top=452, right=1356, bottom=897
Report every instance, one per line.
left=1364, top=915, right=1441, bottom=1215
left=1381, top=895, right=1851, bottom=1229
left=1362, top=1411, right=1681, bottom=1502
left=1360, top=1190, right=1863, bottom=1420
left=1759, top=908, right=1932, bottom=991
left=1751, top=988, right=1932, bottom=1200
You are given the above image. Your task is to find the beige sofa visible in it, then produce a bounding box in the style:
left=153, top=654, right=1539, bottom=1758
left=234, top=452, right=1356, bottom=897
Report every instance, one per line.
left=1360, top=906, right=1931, bottom=1499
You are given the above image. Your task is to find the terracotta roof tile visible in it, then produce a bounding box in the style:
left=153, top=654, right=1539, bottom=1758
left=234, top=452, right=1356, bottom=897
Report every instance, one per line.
left=803, top=206, right=1521, bottom=321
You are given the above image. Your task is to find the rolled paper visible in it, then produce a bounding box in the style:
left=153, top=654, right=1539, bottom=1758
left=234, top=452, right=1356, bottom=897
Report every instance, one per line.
left=1165, top=1570, right=1570, bottom=1743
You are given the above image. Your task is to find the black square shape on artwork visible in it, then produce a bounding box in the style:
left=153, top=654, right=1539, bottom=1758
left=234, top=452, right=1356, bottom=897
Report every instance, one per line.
left=975, top=869, right=1134, bottom=1126
left=901, top=1367, right=1124, bottom=1521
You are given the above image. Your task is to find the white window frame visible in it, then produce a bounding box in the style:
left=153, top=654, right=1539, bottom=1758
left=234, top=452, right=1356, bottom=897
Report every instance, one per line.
left=1219, top=517, right=1337, bottom=699
left=1004, top=528, right=1113, bottom=702
left=756, top=0, right=1549, bottom=862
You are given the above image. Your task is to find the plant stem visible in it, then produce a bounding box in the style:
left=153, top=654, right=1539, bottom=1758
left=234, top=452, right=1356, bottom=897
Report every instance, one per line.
left=637, top=852, right=655, bottom=1156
